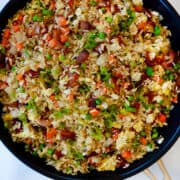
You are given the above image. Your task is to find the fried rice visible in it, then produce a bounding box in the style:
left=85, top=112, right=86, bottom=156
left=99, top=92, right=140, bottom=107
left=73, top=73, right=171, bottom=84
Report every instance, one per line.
left=0, top=0, right=179, bottom=175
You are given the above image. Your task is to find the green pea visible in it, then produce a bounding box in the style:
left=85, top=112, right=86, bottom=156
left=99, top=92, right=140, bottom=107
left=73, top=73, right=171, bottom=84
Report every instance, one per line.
left=32, top=15, right=43, bottom=22
left=59, top=55, right=66, bottom=61
left=146, top=66, right=154, bottom=77
left=85, top=113, right=92, bottom=120
left=95, top=98, right=102, bottom=105
left=97, top=32, right=107, bottom=39
left=105, top=16, right=113, bottom=23
left=47, top=148, right=54, bottom=155
left=154, top=26, right=161, bottom=36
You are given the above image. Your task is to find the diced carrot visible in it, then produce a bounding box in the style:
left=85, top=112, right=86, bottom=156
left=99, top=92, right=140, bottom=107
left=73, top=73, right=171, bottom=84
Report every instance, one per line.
left=121, top=150, right=132, bottom=159
left=1, top=39, right=9, bottom=47
left=89, top=108, right=100, bottom=117
left=118, top=114, right=126, bottom=119
left=18, top=14, right=24, bottom=23
left=49, top=39, right=59, bottom=48
left=137, top=21, right=147, bottom=30
left=17, top=74, right=24, bottom=81
left=46, top=128, right=57, bottom=140
left=60, top=34, right=68, bottom=43
left=105, top=26, right=112, bottom=34
left=16, top=42, right=24, bottom=51
left=0, top=81, right=8, bottom=90
left=50, top=94, right=56, bottom=101
left=13, top=25, right=20, bottom=32
left=3, top=29, right=11, bottom=39
left=158, top=113, right=167, bottom=123
left=106, top=7, right=110, bottom=12
left=123, top=82, right=130, bottom=89
left=58, top=17, right=67, bottom=27
left=67, top=0, right=74, bottom=8
left=96, top=81, right=102, bottom=88
left=102, top=87, right=107, bottom=95
left=68, top=93, right=74, bottom=103
left=108, top=54, right=117, bottom=64
left=60, top=27, right=70, bottom=35
left=172, top=96, right=178, bottom=103
left=134, top=5, right=143, bottom=12
left=50, top=1, right=56, bottom=10
left=46, top=33, right=52, bottom=41
left=140, top=137, right=148, bottom=145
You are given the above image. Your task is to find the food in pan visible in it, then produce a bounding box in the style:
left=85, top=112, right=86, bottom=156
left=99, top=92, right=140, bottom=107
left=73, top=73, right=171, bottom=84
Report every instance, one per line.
left=0, top=0, right=179, bottom=175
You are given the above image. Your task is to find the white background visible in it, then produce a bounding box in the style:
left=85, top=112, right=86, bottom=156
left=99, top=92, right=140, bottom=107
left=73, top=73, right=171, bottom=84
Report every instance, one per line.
left=0, top=0, right=179, bottom=179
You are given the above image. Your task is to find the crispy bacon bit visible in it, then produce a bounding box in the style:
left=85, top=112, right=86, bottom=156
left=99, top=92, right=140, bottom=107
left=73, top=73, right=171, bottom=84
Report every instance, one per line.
left=116, top=154, right=127, bottom=168
left=111, top=128, right=120, bottom=140
left=0, top=81, right=8, bottom=90
left=176, top=77, right=180, bottom=87
left=27, top=70, right=40, bottom=78
left=76, top=50, right=89, bottom=63
left=0, top=52, right=6, bottom=68
left=146, top=91, right=156, bottom=103
left=60, top=129, right=76, bottom=140
left=79, top=21, right=94, bottom=30
left=66, top=72, right=79, bottom=87
left=94, top=43, right=107, bottom=55
left=88, top=98, right=96, bottom=108
left=55, top=150, right=63, bottom=159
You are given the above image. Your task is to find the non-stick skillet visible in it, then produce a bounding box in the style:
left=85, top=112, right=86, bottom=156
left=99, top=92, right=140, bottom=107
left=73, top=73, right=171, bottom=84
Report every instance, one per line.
left=0, top=0, right=180, bottom=179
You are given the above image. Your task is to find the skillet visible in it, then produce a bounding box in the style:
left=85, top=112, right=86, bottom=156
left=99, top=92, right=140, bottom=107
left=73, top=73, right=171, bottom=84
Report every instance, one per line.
left=0, top=0, right=180, bottom=179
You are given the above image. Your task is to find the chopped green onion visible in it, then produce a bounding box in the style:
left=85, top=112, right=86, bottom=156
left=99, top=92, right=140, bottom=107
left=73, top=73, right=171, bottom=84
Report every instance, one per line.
left=18, top=86, right=25, bottom=93
left=32, top=151, right=38, bottom=157
left=39, top=144, right=45, bottom=151
left=64, top=41, right=71, bottom=47
left=0, top=44, right=5, bottom=54
left=146, top=66, right=154, bottom=77
left=42, top=9, right=54, bottom=16
left=105, top=131, right=111, bottom=138
left=45, top=53, right=52, bottom=60
left=47, top=148, right=54, bottom=155
left=173, top=63, right=180, bottom=71
left=32, top=15, right=43, bottom=22
left=84, top=39, right=97, bottom=49
left=76, top=34, right=83, bottom=40
left=105, top=16, right=113, bottom=23
left=59, top=54, right=66, bottom=61
left=11, top=66, right=17, bottom=72
left=154, top=26, right=161, bottom=36
left=151, top=127, right=159, bottom=139
left=59, top=122, right=66, bottom=129
left=97, top=32, right=107, bottom=39
left=18, top=113, right=27, bottom=123
left=89, top=0, right=97, bottom=6
left=54, top=111, right=63, bottom=119
left=74, top=151, right=84, bottom=160
left=91, top=128, right=102, bottom=140
left=26, top=99, right=36, bottom=110
left=101, top=7, right=106, bottom=13
left=53, top=87, right=59, bottom=94
left=139, top=131, right=146, bottom=137
left=85, top=113, right=92, bottom=120
left=95, top=98, right=102, bottom=105
left=80, top=63, right=86, bottom=70
left=100, top=67, right=111, bottom=82
left=105, top=118, right=113, bottom=129
left=88, top=32, right=97, bottom=40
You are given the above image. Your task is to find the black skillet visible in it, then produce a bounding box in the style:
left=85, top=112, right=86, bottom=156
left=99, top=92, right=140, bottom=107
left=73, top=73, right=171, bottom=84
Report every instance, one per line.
left=0, top=0, right=180, bottom=179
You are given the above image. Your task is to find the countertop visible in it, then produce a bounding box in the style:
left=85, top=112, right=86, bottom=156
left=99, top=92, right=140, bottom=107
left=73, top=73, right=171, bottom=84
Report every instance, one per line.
left=0, top=0, right=179, bottom=180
